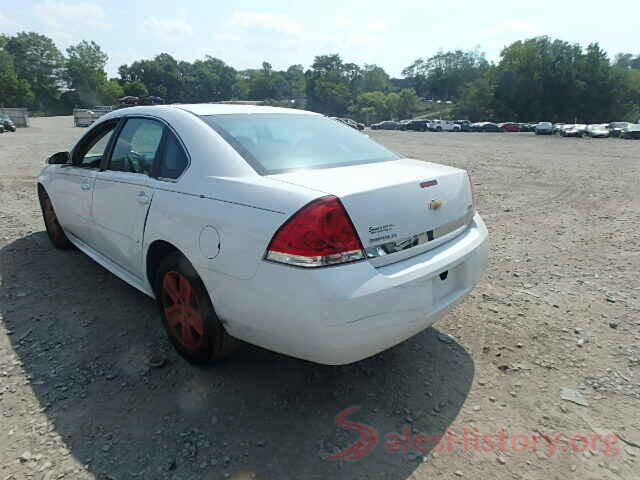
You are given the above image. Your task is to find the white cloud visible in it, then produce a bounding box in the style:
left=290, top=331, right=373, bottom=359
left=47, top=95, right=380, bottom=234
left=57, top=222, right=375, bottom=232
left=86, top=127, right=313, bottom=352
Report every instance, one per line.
left=230, top=11, right=304, bottom=36
left=143, top=17, right=193, bottom=39
left=35, top=1, right=109, bottom=32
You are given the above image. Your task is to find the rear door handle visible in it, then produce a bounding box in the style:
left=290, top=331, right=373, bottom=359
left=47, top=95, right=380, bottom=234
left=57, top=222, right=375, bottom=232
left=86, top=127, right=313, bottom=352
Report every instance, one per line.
left=81, top=182, right=92, bottom=191
left=137, top=191, right=150, bottom=204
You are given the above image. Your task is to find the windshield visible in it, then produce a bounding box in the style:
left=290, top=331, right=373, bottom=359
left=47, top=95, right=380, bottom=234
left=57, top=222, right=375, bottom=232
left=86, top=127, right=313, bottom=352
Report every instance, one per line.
left=201, top=114, right=400, bottom=174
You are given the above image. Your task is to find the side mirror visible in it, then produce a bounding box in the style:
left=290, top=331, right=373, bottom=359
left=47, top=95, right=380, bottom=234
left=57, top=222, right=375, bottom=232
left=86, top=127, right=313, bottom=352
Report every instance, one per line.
left=48, top=151, right=70, bottom=165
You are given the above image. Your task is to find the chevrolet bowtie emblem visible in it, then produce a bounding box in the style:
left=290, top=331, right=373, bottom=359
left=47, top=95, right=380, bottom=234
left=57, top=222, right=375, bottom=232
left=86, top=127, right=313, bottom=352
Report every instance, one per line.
left=429, top=199, right=443, bottom=210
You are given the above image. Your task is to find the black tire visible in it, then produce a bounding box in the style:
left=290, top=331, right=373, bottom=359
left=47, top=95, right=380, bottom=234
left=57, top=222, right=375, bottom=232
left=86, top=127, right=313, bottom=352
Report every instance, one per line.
left=38, top=187, right=73, bottom=249
left=155, top=253, right=237, bottom=364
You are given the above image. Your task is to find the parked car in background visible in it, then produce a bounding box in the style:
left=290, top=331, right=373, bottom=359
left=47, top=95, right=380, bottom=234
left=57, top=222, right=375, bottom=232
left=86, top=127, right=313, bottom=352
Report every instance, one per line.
left=0, top=114, right=17, bottom=132
left=37, top=104, right=488, bottom=365
left=620, top=123, right=640, bottom=139
left=398, top=120, right=412, bottom=131
left=560, top=124, right=587, bottom=137
left=1, top=114, right=17, bottom=132
left=429, top=120, right=461, bottom=132
left=405, top=119, right=429, bottom=131
left=471, top=122, right=501, bottom=132
left=518, top=123, right=535, bottom=132
left=454, top=120, right=472, bottom=132
left=535, top=122, right=554, bottom=135
left=608, top=122, right=629, bottom=138
left=498, top=122, right=522, bottom=132
left=117, top=95, right=164, bottom=109
left=371, top=120, right=401, bottom=130
left=586, top=124, right=610, bottom=138
left=0, top=124, right=5, bottom=133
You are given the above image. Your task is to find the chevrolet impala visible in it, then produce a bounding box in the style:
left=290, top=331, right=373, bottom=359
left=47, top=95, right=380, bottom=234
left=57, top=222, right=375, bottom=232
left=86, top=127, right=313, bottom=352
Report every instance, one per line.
left=37, top=104, right=488, bottom=365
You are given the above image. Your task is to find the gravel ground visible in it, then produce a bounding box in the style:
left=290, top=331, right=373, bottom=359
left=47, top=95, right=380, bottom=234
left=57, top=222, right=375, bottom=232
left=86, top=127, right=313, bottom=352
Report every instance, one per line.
left=0, top=117, right=639, bottom=480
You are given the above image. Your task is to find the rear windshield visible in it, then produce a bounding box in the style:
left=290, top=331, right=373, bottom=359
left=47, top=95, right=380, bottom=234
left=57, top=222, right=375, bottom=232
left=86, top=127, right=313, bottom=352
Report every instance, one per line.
left=200, top=114, right=400, bottom=174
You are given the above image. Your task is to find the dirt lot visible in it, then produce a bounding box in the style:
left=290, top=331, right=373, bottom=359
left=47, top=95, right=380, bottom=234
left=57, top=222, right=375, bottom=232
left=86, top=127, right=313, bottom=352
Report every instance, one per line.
left=1, top=117, right=639, bottom=480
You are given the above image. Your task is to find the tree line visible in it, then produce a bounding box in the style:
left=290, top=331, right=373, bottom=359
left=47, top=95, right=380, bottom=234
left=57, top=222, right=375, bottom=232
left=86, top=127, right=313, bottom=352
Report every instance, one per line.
left=1, top=31, right=639, bottom=123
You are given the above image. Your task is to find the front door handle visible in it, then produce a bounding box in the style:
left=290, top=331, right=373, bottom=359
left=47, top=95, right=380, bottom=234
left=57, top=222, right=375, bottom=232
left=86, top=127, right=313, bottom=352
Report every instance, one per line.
left=137, top=191, right=150, bottom=205
left=81, top=182, right=91, bottom=191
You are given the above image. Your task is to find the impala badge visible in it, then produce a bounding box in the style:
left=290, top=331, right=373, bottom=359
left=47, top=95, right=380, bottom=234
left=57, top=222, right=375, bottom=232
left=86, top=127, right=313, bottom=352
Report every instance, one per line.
left=429, top=199, right=443, bottom=210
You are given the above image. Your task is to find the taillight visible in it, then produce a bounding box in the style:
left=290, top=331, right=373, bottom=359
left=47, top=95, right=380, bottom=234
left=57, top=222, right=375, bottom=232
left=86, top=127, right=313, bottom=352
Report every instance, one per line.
left=467, top=170, right=478, bottom=211
left=265, top=195, right=365, bottom=268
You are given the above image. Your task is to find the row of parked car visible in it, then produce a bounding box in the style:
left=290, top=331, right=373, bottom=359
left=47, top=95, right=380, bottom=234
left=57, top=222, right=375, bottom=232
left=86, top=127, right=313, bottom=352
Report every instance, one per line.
left=535, top=121, right=640, bottom=139
left=0, top=114, right=17, bottom=133
left=365, top=117, right=640, bottom=139
left=369, top=119, right=541, bottom=132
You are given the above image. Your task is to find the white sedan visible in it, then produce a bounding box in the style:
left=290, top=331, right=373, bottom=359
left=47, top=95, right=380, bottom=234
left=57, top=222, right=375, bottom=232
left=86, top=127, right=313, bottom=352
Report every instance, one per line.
left=38, top=104, right=488, bottom=365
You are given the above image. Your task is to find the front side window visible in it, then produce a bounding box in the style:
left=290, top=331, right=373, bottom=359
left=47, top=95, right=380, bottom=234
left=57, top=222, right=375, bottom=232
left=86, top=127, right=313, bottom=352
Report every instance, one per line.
left=74, top=121, right=118, bottom=168
left=108, top=118, right=164, bottom=175
left=200, top=114, right=400, bottom=174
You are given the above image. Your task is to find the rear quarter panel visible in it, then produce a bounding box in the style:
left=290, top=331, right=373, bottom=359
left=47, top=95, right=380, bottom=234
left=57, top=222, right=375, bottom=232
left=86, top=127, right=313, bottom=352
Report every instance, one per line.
left=143, top=188, right=287, bottom=284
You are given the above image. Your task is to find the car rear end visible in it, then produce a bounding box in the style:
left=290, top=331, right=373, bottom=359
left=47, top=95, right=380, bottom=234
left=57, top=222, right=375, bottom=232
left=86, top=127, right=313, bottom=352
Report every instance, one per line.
left=197, top=112, right=489, bottom=364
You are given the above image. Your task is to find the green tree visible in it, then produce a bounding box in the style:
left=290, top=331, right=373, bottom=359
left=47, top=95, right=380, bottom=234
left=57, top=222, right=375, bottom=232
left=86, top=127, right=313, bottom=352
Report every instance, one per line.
left=98, top=79, right=124, bottom=105
left=403, top=49, right=488, bottom=99
left=285, top=64, right=306, bottom=99
left=0, top=50, right=34, bottom=107
left=122, top=81, right=148, bottom=98
left=358, top=64, right=391, bottom=92
left=3, top=32, right=64, bottom=111
left=306, top=54, right=358, bottom=115
left=64, top=40, right=109, bottom=106
left=452, top=77, right=495, bottom=120
left=350, top=91, right=389, bottom=122
left=397, top=88, right=420, bottom=119
left=614, top=53, right=640, bottom=70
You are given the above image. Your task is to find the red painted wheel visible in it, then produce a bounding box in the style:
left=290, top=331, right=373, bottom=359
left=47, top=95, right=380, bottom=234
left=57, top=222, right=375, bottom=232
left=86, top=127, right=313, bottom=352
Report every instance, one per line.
left=38, top=187, right=73, bottom=249
left=155, top=253, right=237, bottom=364
left=161, top=271, right=205, bottom=352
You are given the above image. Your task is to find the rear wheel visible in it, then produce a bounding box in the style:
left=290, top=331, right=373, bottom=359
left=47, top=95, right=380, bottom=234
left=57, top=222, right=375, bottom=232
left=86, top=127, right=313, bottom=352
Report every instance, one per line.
left=38, top=188, right=73, bottom=249
left=155, top=253, right=237, bottom=364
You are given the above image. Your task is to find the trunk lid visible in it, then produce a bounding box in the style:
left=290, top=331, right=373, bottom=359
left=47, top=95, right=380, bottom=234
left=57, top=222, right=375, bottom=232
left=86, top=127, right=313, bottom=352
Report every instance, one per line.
left=269, top=159, right=475, bottom=266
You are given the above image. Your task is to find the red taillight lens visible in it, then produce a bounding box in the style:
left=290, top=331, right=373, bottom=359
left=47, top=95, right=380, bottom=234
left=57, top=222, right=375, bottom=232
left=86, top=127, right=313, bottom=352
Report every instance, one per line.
left=266, top=195, right=365, bottom=267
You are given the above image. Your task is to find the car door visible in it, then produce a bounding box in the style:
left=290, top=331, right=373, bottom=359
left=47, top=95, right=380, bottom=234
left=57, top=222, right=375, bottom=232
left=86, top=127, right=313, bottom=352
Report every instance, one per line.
left=91, top=117, right=165, bottom=278
left=53, top=120, right=120, bottom=245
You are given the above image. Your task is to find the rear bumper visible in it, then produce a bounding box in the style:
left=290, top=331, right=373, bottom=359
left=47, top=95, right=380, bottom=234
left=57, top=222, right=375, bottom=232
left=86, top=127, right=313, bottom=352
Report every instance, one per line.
left=207, top=213, right=489, bottom=365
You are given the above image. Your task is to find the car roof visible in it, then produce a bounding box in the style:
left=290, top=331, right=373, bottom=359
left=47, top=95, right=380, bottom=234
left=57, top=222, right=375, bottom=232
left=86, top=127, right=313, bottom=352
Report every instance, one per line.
left=172, top=104, right=319, bottom=116
left=106, top=103, right=322, bottom=119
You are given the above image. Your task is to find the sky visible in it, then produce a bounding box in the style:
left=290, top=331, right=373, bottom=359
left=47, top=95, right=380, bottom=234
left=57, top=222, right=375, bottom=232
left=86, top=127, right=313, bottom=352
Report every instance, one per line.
left=1, top=0, right=638, bottom=78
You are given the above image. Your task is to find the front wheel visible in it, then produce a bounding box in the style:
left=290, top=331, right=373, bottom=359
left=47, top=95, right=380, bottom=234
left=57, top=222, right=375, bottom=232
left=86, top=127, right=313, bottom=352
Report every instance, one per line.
left=155, top=253, right=237, bottom=364
left=38, top=188, right=73, bottom=249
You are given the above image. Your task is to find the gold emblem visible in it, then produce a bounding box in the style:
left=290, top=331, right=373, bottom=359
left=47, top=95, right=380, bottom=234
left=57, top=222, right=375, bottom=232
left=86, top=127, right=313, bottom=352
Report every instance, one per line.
left=429, top=199, right=443, bottom=210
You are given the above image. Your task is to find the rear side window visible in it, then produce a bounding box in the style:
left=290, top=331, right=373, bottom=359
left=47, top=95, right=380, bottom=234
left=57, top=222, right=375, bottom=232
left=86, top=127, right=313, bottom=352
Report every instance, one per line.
left=156, top=131, right=188, bottom=180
